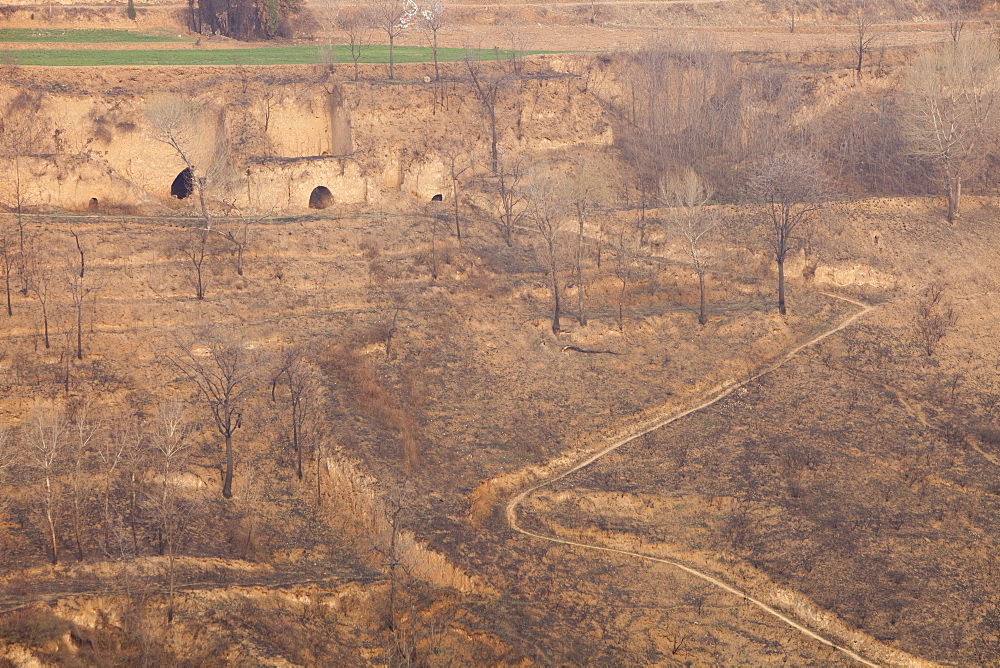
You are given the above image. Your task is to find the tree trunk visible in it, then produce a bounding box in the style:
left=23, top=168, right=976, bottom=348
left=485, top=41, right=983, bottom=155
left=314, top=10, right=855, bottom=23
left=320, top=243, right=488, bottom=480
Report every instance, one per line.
left=618, top=275, right=627, bottom=333
left=167, top=549, right=176, bottom=623
left=195, top=260, right=204, bottom=299
left=42, top=301, right=50, bottom=349
left=223, top=433, right=234, bottom=498
left=430, top=216, right=438, bottom=279
left=389, top=34, right=395, bottom=79
left=292, top=402, right=302, bottom=480
left=315, top=450, right=322, bottom=507
left=76, top=303, right=83, bottom=360
left=777, top=258, right=787, bottom=316
left=489, top=112, right=499, bottom=176
left=432, top=31, right=440, bottom=81
left=550, top=263, right=561, bottom=336
left=129, top=472, right=139, bottom=554
left=3, top=269, right=10, bottom=316
left=195, top=228, right=207, bottom=299
left=698, top=271, right=707, bottom=326
left=73, top=502, right=84, bottom=561
left=947, top=178, right=961, bottom=223
left=196, top=177, right=210, bottom=229
left=44, top=475, right=58, bottom=565
left=576, top=213, right=586, bottom=327
left=101, top=482, right=113, bottom=556
left=15, top=159, right=28, bottom=297
left=453, top=178, right=461, bottom=241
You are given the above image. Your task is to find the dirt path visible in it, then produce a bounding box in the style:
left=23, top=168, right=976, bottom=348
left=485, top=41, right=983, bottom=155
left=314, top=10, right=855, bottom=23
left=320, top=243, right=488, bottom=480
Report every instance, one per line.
left=503, top=292, right=935, bottom=666
left=856, top=369, right=1000, bottom=470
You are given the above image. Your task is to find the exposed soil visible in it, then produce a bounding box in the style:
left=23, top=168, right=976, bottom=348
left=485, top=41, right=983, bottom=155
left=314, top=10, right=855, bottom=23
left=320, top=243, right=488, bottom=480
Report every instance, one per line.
left=3, top=0, right=1000, bottom=663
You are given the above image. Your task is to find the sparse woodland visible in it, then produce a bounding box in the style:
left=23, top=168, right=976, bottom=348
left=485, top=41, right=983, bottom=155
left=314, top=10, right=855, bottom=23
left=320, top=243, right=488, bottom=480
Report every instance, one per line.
left=3, top=2, right=1000, bottom=663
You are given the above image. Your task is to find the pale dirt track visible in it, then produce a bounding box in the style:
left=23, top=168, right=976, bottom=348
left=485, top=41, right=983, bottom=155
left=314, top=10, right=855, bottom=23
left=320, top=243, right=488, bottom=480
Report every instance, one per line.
left=503, top=291, right=937, bottom=666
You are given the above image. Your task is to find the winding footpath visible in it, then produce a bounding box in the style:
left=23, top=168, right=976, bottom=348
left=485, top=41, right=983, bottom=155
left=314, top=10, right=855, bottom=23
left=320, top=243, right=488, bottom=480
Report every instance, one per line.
left=504, top=292, right=932, bottom=666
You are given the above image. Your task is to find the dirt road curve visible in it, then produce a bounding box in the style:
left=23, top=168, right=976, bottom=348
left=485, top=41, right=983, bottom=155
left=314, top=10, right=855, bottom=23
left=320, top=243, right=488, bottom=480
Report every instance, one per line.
left=505, top=292, right=937, bottom=666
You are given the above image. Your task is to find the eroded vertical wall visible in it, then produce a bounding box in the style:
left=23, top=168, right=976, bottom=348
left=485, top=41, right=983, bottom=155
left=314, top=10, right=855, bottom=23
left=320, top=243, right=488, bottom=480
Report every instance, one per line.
left=0, top=62, right=612, bottom=214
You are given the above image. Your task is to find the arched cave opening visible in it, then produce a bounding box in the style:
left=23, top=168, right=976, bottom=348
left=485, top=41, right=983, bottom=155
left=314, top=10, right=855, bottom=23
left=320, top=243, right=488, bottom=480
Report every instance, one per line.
left=431, top=193, right=443, bottom=202
left=88, top=198, right=99, bottom=210
left=171, top=168, right=194, bottom=199
left=309, top=186, right=334, bottom=209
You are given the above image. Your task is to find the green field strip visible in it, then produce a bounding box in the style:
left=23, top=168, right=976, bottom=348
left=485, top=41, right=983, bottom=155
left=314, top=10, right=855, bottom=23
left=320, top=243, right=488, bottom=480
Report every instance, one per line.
left=3, top=44, right=551, bottom=67
left=0, top=28, right=188, bottom=43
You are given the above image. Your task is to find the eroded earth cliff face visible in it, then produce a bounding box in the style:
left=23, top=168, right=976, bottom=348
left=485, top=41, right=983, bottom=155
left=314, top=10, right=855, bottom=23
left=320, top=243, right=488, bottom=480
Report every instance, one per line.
left=0, top=58, right=610, bottom=215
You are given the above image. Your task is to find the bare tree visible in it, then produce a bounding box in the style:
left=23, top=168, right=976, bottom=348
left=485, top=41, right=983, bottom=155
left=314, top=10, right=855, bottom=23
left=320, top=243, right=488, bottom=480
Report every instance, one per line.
left=220, top=209, right=264, bottom=277
left=0, top=93, right=49, bottom=293
left=0, top=223, right=14, bottom=316
left=369, top=0, right=418, bottom=79
left=341, top=7, right=374, bottom=81
left=420, top=2, right=446, bottom=83
left=233, top=458, right=267, bottom=558
left=0, top=419, right=16, bottom=560
left=67, top=400, right=101, bottom=561
left=902, top=37, right=1000, bottom=222
left=0, top=417, right=11, bottom=566
left=272, top=348, right=322, bottom=482
left=25, top=406, right=65, bottom=565
left=25, top=240, right=53, bottom=349
left=271, top=346, right=331, bottom=504
left=66, top=230, right=100, bottom=360
left=564, top=158, right=606, bottom=328
left=120, top=417, right=147, bottom=557
left=916, top=283, right=957, bottom=356
left=747, top=152, right=824, bottom=316
left=440, top=138, right=473, bottom=241
left=149, top=401, right=189, bottom=622
left=663, top=170, right=723, bottom=326
left=318, top=1, right=371, bottom=81
left=852, top=0, right=879, bottom=77
left=491, top=153, right=527, bottom=247
left=530, top=173, right=568, bottom=336
left=177, top=226, right=214, bottom=300
left=465, top=54, right=509, bottom=175
left=147, top=94, right=213, bottom=228
left=610, top=218, right=639, bottom=333
left=372, top=485, right=413, bottom=638
left=427, top=210, right=444, bottom=279
left=614, top=41, right=745, bottom=206
left=309, top=415, right=331, bottom=508
left=0, top=422, right=14, bottom=473
left=943, top=0, right=965, bottom=42
left=172, top=332, right=257, bottom=499
left=97, top=411, right=132, bottom=557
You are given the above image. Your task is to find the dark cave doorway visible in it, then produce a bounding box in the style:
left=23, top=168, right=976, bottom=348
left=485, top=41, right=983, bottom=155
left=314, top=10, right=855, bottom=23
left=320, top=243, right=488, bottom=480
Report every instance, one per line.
left=309, top=186, right=334, bottom=209
left=171, top=168, right=194, bottom=199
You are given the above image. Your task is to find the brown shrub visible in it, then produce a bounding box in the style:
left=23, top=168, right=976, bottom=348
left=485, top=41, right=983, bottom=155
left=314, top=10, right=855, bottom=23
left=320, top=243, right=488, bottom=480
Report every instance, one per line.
left=0, top=605, right=71, bottom=647
left=320, top=344, right=420, bottom=470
